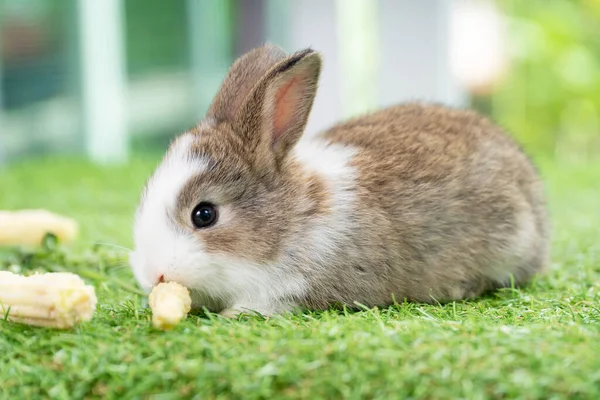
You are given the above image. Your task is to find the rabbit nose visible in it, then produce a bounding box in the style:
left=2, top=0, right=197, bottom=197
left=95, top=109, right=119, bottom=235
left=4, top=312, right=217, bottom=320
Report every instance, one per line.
left=157, top=274, right=165, bottom=284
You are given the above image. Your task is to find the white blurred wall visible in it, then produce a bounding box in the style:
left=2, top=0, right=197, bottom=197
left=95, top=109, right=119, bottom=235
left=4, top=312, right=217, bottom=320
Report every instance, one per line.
left=283, top=0, right=466, bottom=138
left=287, top=0, right=342, bottom=138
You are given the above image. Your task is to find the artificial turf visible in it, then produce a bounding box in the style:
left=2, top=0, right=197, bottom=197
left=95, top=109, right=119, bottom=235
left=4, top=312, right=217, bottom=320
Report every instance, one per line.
left=0, top=154, right=599, bottom=399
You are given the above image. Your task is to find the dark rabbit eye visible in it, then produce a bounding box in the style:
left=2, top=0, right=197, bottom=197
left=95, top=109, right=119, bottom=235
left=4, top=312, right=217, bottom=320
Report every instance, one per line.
left=191, top=202, right=218, bottom=228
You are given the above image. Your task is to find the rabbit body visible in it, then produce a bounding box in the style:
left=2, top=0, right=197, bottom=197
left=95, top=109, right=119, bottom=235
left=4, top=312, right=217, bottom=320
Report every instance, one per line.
left=130, top=46, right=549, bottom=316
left=296, top=103, right=549, bottom=310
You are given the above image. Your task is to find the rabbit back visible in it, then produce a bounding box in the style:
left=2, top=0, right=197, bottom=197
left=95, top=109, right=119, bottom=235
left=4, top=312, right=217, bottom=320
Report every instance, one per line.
left=297, top=102, right=549, bottom=307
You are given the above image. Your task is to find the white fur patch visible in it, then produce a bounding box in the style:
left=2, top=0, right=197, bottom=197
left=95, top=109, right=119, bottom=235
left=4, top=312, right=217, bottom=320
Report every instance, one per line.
left=291, top=138, right=359, bottom=262
left=294, top=137, right=357, bottom=180
left=131, top=133, right=207, bottom=291
left=178, top=253, right=308, bottom=315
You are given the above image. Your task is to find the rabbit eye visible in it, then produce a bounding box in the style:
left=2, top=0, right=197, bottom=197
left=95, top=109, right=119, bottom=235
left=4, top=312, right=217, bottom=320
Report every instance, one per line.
left=191, top=202, right=218, bottom=229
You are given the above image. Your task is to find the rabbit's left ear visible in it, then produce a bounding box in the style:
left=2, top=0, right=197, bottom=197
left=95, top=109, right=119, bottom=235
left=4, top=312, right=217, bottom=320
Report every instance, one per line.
left=235, top=49, right=322, bottom=165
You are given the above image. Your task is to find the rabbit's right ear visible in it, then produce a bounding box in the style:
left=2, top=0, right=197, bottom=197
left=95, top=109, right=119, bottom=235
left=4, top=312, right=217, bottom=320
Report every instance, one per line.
left=206, top=45, right=287, bottom=123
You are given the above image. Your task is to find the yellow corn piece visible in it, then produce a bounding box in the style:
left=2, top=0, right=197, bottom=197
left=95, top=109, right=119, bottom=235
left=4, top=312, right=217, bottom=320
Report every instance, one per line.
left=0, top=271, right=97, bottom=329
left=148, top=282, right=191, bottom=330
left=0, top=210, right=79, bottom=246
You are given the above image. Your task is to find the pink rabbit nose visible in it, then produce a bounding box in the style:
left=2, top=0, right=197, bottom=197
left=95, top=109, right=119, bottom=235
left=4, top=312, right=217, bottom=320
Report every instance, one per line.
left=157, top=274, right=165, bottom=284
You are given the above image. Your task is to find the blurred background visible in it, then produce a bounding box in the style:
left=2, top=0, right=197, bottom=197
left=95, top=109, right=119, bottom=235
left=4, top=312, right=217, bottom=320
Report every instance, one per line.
left=0, top=0, right=598, bottom=165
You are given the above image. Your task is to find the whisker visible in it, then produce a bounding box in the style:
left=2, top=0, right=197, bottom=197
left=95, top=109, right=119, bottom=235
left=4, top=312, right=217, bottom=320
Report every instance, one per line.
left=113, top=268, right=135, bottom=279
left=106, top=263, right=130, bottom=273
left=101, top=261, right=135, bottom=277
left=92, top=241, right=133, bottom=252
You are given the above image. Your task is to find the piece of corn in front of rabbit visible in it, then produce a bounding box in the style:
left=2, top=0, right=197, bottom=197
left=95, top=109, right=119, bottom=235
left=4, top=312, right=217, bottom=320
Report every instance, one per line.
left=0, top=210, right=78, bottom=246
left=148, top=282, right=191, bottom=330
left=0, top=271, right=97, bottom=329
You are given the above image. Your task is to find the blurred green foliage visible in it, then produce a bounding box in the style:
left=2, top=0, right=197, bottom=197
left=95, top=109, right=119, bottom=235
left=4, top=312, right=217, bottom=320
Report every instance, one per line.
left=124, top=0, right=188, bottom=78
left=123, top=0, right=235, bottom=79
left=488, top=0, right=600, bottom=162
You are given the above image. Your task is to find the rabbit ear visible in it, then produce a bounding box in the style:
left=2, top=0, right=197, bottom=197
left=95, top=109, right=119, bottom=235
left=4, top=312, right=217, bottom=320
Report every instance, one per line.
left=236, top=48, right=322, bottom=166
left=206, top=44, right=286, bottom=123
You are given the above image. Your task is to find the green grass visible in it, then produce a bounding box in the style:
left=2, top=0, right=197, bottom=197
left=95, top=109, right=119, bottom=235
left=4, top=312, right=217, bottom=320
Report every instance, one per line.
left=1, top=154, right=599, bottom=399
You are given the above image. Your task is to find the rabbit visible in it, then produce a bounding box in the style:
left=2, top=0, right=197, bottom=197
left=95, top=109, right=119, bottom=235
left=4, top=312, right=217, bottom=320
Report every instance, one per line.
left=129, top=44, right=550, bottom=317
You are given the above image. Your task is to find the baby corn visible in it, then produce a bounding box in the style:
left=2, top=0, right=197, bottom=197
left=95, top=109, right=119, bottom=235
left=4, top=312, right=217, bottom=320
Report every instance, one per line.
left=0, top=271, right=97, bottom=329
left=0, top=209, right=79, bottom=246
left=148, top=282, right=191, bottom=330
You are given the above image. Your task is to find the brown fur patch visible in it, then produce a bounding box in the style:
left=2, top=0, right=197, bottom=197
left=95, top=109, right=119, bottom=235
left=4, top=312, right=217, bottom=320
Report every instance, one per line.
left=302, top=174, right=330, bottom=218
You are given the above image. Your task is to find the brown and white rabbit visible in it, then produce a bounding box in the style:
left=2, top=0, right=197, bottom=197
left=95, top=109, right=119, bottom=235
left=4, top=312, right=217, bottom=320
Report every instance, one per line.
left=130, top=45, right=550, bottom=316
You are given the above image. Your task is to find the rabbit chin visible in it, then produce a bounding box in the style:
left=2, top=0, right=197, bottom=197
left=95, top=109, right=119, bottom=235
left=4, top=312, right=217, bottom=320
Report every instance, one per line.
left=129, top=240, right=308, bottom=313
left=130, top=243, right=307, bottom=314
